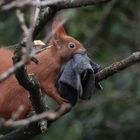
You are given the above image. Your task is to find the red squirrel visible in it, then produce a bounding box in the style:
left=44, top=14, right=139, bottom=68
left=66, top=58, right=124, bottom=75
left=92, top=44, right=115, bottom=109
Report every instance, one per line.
left=0, top=21, right=86, bottom=119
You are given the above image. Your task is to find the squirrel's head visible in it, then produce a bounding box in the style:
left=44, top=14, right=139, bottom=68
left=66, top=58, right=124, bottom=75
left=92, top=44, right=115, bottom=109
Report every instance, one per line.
left=50, top=21, right=86, bottom=61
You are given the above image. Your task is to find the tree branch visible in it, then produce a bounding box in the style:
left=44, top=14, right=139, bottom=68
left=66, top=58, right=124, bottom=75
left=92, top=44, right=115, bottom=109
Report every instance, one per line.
left=33, top=7, right=57, bottom=39
left=0, top=0, right=112, bottom=11
left=96, top=52, right=140, bottom=81
left=48, top=0, right=112, bottom=9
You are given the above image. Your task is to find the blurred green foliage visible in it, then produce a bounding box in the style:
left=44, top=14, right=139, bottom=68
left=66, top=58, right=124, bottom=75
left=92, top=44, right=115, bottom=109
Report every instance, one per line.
left=0, top=0, right=140, bottom=140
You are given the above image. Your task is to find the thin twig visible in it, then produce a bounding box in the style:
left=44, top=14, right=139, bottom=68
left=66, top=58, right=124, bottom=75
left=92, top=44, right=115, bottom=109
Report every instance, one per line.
left=16, top=9, right=29, bottom=37
left=30, top=0, right=41, bottom=37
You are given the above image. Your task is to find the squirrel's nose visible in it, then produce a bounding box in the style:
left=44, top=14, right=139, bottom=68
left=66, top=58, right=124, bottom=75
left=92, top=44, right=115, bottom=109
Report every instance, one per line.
left=77, top=47, right=86, bottom=54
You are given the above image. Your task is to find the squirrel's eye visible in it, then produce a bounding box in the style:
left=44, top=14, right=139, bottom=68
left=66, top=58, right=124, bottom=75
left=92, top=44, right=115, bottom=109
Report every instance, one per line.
left=68, top=43, right=75, bottom=49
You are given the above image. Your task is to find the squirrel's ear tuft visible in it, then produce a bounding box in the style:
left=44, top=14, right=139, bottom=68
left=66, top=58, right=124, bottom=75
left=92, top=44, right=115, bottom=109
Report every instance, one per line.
left=52, top=21, right=66, bottom=38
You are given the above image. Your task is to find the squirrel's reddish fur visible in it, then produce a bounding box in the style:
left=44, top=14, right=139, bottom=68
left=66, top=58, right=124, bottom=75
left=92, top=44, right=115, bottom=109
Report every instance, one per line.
left=0, top=21, right=86, bottom=119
